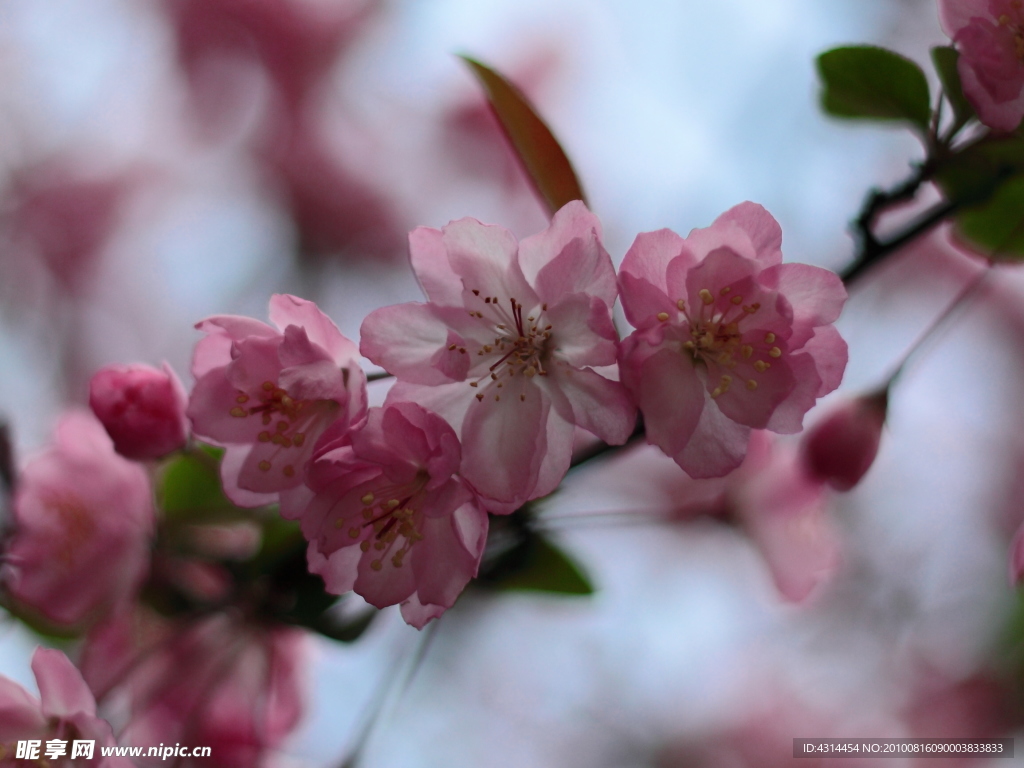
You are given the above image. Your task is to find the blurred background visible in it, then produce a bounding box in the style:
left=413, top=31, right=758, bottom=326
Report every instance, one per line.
left=2, top=0, right=1023, bottom=765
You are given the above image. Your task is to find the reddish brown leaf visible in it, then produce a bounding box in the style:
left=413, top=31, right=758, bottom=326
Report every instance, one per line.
left=461, top=56, right=587, bottom=217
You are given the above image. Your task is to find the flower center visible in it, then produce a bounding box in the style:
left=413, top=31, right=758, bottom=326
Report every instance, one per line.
left=998, top=2, right=1024, bottom=63
left=45, top=493, right=96, bottom=567
left=339, top=480, right=428, bottom=571
left=663, top=286, right=784, bottom=398
left=464, top=292, right=553, bottom=404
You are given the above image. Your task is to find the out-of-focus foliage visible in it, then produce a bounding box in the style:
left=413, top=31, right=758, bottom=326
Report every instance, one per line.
left=816, top=46, right=931, bottom=133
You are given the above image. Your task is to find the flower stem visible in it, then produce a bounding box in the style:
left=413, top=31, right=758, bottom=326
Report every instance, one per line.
left=883, top=266, right=991, bottom=391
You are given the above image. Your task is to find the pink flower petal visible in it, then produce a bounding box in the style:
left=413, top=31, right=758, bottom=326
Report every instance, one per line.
left=413, top=505, right=485, bottom=608
left=442, top=218, right=538, bottom=309
left=33, top=648, right=96, bottom=719
left=712, top=201, right=784, bottom=265
left=525, top=201, right=617, bottom=308
left=677, top=397, right=751, bottom=478
left=544, top=293, right=619, bottom=369
left=269, top=293, right=358, bottom=363
left=409, top=226, right=464, bottom=307
left=460, top=373, right=549, bottom=506
left=543, top=364, right=635, bottom=445
left=361, top=303, right=479, bottom=385
left=399, top=595, right=446, bottom=629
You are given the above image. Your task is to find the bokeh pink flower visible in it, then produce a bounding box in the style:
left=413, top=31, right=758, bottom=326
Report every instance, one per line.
left=618, top=202, right=847, bottom=478
left=80, top=610, right=304, bottom=768
left=1, top=412, right=154, bottom=628
left=801, top=390, right=888, bottom=491
left=361, top=201, right=635, bottom=507
left=187, top=294, right=367, bottom=507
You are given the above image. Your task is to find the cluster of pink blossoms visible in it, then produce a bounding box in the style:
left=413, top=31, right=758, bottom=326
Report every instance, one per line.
left=182, top=200, right=848, bottom=626
left=0, top=198, right=849, bottom=762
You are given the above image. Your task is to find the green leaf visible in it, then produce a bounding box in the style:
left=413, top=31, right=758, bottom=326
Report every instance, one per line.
left=817, top=46, right=931, bottom=132
left=159, top=445, right=247, bottom=522
left=954, top=174, right=1024, bottom=259
left=931, top=45, right=974, bottom=133
left=935, top=133, right=1024, bottom=206
left=460, top=55, right=587, bottom=217
left=481, top=532, right=594, bottom=595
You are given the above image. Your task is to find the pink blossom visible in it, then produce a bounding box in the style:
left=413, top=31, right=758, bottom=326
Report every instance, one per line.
left=618, top=202, right=848, bottom=478
left=0, top=647, right=130, bottom=766
left=89, top=363, right=189, bottom=460
left=80, top=610, right=304, bottom=768
left=187, top=294, right=367, bottom=507
left=298, top=402, right=489, bottom=628
left=360, top=202, right=636, bottom=507
left=801, top=390, right=888, bottom=491
left=1, top=411, right=154, bottom=628
left=164, top=0, right=376, bottom=123
left=940, top=0, right=1024, bottom=132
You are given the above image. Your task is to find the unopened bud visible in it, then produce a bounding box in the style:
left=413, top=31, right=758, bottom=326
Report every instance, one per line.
left=801, top=390, right=887, bottom=491
left=89, top=363, right=188, bottom=460
left=1010, top=522, right=1024, bottom=587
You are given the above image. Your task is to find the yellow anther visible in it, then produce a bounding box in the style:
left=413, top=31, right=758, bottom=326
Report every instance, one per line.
left=677, top=299, right=686, bottom=311
left=741, top=345, right=753, bottom=359
left=271, top=434, right=284, bottom=445
left=387, top=499, right=400, bottom=509
left=370, top=560, right=383, bottom=571
left=769, top=347, right=782, bottom=358
left=259, top=460, right=271, bottom=472
left=230, top=407, right=247, bottom=418
left=524, top=366, right=536, bottom=378
left=348, top=527, right=360, bottom=539
left=476, top=393, right=484, bottom=402
left=236, top=394, right=249, bottom=404
left=683, top=341, right=696, bottom=351
left=448, top=344, right=457, bottom=351
left=335, top=517, right=345, bottom=528
left=711, top=387, right=723, bottom=399
left=730, top=295, right=743, bottom=305
left=699, top=289, right=714, bottom=305
left=657, top=312, right=670, bottom=322
left=746, top=379, right=758, bottom=391
left=764, top=332, right=775, bottom=343
left=258, top=431, right=271, bottom=442
left=360, top=540, right=371, bottom=552
left=720, top=286, right=731, bottom=295
left=293, top=433, right=305, bottom=446
left=495, top=395, right=501, bottom=401
left=283, top=465, right=295, bottom=478
left=262, top=381, right=275, bottom=391
left=754, top=360, right=769, bottom=372
left=361, top=493, right=375, bottom=505
left=277, top=420, right=288, bottom=432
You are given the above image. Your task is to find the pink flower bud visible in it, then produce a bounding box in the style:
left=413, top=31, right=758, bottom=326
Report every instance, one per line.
left=1009, top=522, right=1024, bottom=587
left=89, top=363, right=189, bottom=460
left=801, top=391, right=887, bottom=491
